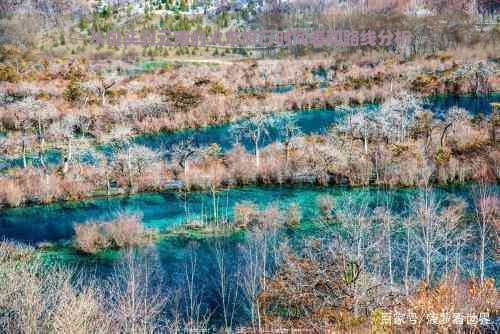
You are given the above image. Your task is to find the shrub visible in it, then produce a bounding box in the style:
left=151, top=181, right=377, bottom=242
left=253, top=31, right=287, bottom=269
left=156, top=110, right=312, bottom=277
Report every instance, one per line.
left=74, top=221, right=110, bottom=254
left=0, top=179, right=25, bottom=207
left=0, top=241, right=34, bottom=263
left=225, top=144, right=257, bottom=184
left=256, top=204, right=283, bottom=228
left=73, top=213, right=149, bottom=254
left=63, top=80, right=82, bottom=103
left=434, top=147, right=451, bottom=165
left=286, top=202, right=301, bottom=226
left=316, top=194, right=335, bottom=218
left=162, top=84, right=201, bottom=112
left=64, top=63, right=86, bottom=81
left=104, top=213, right=146, bottom=249
left=208, top=81, right=228, bottom=95
left=0, top=44, right=22, bottom=62
left=59, top=173, right=96, bottom=201
left=0, top=64, right=19, bottom=83
left=38, top=174, right=63, bottom=204
left=258, top=246, right=378, bottom=330
left=401, top=278, right=498, bottom=333
left=233, top=201, right=258, bottom=228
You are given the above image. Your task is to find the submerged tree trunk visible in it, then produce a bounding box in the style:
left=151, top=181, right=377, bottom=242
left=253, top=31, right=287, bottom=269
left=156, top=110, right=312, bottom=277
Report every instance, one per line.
left=363, top=134, right=368, bottom=155
left=284, top=141, right=289, bottom=170
left=212, top=188, right=218, bottom=225
left=424, top=236, right=432, bottom=285
left=106, top=171, right=111, bottom=197
left=63, top=139, right=72, bottom=173
left=21, top=137, right=27, bottom=169
left=184, top=159, right=189, bottom=179
left=37, top=117, right=46, bottom=169
left=388, top=224, right=393, bottom=288
left=254, top=131, right=260, bottom=170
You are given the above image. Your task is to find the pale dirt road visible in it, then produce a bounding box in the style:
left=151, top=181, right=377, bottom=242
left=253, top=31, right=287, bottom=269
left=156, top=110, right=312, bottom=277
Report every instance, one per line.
left=162, top=58, right=236, bottom=65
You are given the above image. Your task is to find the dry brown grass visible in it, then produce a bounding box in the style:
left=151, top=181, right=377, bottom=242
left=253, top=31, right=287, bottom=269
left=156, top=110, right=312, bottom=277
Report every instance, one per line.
left=0, top=179, right=25, bottom=207
left=0, top=241, right=166, bottom=333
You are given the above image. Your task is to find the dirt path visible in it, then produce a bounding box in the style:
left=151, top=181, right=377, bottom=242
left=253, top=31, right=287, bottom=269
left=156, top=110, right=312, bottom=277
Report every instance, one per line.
left=162, top=58, right=236, bottom=65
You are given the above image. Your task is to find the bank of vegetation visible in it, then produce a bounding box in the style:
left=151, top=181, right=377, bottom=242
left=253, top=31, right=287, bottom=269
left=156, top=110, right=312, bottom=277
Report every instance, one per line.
left=1, top=95, right=498, bottom=208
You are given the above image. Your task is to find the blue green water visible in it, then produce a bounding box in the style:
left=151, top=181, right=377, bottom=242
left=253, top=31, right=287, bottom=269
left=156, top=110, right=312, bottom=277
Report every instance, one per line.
left=0, top=184, right=414, bottom=244
left=0, top=93, right=499, bottom=327
left=0, top=183, right=498, bottom=327
left=132, top=105, right=377, bottom=155
left=134, top=93, right=500, bottom=156
left=0, top=184, right=496, bottom=278
left=1, top=93, right=498, bottom=170
left=422, top=93, right=499, bottom=118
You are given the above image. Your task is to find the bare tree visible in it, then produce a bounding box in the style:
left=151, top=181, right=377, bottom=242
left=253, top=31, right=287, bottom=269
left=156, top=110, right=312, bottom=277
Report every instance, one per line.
left=31, top=100, right=57, bottom=170
left=455, top=62, right=493, bottom=95
left=12, top=97, right=57, bottom=170
left=73, top=111, right=93, bottom=139
left=412, top=188, right=441, bottom=285
left=106, top=126, right=134, bottom=189
left=412, top=110, right=435, bottom=153
left=113, top=144, right=160, bottom=191
left=440, top=198, right=467, bottom=279
left=84, top=74, right=117, bottom=107
left=230, top=113, right=276, bottom=169
left=170, top=139, right=201, bottom=217
left=213, top=240, right=239, bottom=333
left=474, top=176, right=498, bottom=284
left=375, top=92, right=422, bottom=144
left=108, top=249, right=166, bottom=333
left=170, top=139, right=198, bottom=180
left=240, top=230, right=269, bottom=331
left=93, top=151, right=113, bottom=197
left=350, top=112, right=376, bottom=155
left=277, top=113, right=301, bottom=170
left=336, top=196, right=373, bottom=270
left=440, top=106, right=470, bottom=149
left=403, top=217, right=415, bottom=295
left=48, top=115, right=78, bottom=173
left=12, top=106, right=32, bottom=169
left=374, top=206, right=395, bottom=288
left=411, top=187, right=465, bottom=285
left=182, top=247, right=210, bottom=333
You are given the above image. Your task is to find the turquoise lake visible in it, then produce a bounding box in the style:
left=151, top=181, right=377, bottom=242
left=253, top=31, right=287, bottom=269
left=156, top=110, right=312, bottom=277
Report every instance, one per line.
left=0, top=183, right=498, bottom=326
left=0, top=93, right=499, bottom=327
left=1, top=93, right=498, bottom=170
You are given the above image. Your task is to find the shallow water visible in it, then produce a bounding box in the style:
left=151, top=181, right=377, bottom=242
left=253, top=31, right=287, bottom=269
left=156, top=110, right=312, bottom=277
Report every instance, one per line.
left=1, top=93, right=499, bottom=327
left=0, top=184, right=497, bottom=276
left=1, top=93, right=498, bottom=170
left=132, top=93, right=499, bottom=157
left=0, top=183, right=479, bottom=241
left=1, top=183, right=498, bottom=327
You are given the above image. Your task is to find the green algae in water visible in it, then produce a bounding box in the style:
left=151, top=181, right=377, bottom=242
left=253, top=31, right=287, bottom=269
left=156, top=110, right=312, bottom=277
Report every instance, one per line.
left=39, top=246, right=122, bottom=267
